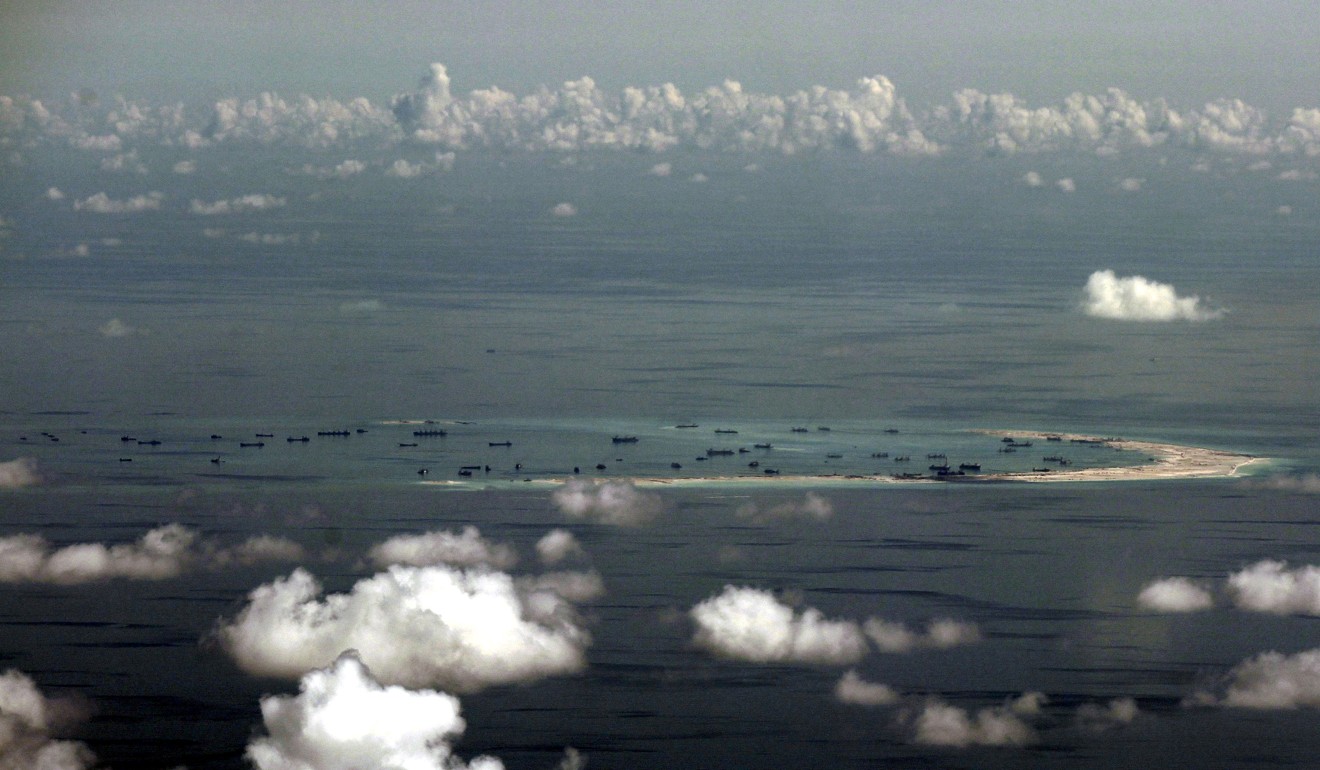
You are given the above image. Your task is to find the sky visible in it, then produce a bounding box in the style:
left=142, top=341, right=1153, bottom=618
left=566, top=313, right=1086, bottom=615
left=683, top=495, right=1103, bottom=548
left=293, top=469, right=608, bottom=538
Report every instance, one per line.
left=3, top=1, right=1320, bottom=113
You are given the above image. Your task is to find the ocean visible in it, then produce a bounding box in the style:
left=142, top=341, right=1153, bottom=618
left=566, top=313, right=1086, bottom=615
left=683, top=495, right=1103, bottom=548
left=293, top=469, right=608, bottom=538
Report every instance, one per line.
left=2, top=145, right=1319, bottom=768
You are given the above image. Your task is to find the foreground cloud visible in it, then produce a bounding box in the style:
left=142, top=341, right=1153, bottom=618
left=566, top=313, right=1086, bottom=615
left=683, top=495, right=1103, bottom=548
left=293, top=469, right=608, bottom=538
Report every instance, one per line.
left=0, top=669, right=96, bottom=770
left=834, top=670, right=900, bottom=706
left=217, top=565, right=591, bottom=691
left=902, top=694, right=1040, bottom=747
left=1082, top=269, right=1223, bottom=321
left=0, top=525, right=303, bottom=584
left=0, top=458, right=41, bottom=489
left=1193, top=648, right=1320, bottom=709
left=535, top=529, right=584, bottom=565
left=1136, top=576, right=1215, bottom=612
left=247, top=652, right=504, bottom=770
left=72, top=191, right=163, bottom=214
left=552, top=479, right=662, bottom=526
left=689, top=586, right=867, bottom=665
left=735, top=492, right=833, bottom=522
left=863, top=618, right=982, bottom=653
left=189, top=193, right=287, bottom=215
left=367, top=526, right=518, bottom=570
left=1139, top=560, right=1320, bottom=615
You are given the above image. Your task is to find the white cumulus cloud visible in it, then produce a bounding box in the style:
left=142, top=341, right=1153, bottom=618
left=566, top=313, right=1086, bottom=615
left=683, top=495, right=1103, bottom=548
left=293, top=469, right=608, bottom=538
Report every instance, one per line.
left=1227, top=560, right=1320, bottom=615
left=1082, top=269, right=1223, bottom=321
left=72, top=191, right=163, bottom=213
left=0, top=525, right=303, bottom=584
left=834, top=669, right=900, bottom=706
left=552, top=479, right=661, bottom=526
left=216, top=565, right=591, bottom=691
left=367, top=526, right=518, bottom=570
left=904, top=696, right=1038, bottom=747
left=0, top=669, right=96, bottom=770
left=689, top=585, right=868, bottom=665
left=246, top=652, right=504, bottom=770
left=190, top=193, right=287, bottom=215
left=735, top=492, right=834, bottom=522
left=0, top=458, right=42, bottom=489
left=536, top=529, right=584, bottom=566
left=862, top=617, right=982, bottom=653
left=550, top=202, right=577, bottom=217
left=1196, top=648, right=1320, bottom=709
left=1137, top=577, right=1214, bottom=612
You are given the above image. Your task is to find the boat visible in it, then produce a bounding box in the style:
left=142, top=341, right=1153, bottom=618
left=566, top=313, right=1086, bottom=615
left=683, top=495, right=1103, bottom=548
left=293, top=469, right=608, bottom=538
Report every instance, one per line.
left=413, top=429, right=448, bottom=436
left=489, top=441, right=512, bottom=447
left=959, top=463, right=981, bottom=471
left=754, top=443, right=773, bottom=449
left=287, top=436, right=310, bottom=442
left=714, top=429, right=738, bottom=434
left=706, top=448, right=735, bottom=456
left=675, top=424, right=699, bottom=429
left=612, top=436, right=639, bottom=443
left=317, top=430, right=350, bottom=437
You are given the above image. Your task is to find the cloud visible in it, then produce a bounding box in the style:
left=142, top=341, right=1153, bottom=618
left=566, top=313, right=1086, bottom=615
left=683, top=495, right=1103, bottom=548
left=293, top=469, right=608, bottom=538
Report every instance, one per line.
left=1082, top=269, right=1223, bottom=321
left=216, top=565, right=591, bottom=691
left=1250, top=473, right=1320, bottom=492
left=1226, top=560, right=1320, bottom=615
left=246, top=652, right=504, bottom=770
left=1196, top=648, right=1320, bottom=709
left=551, top=479, right=661, bottom=526
left=536, top=529, right=584, bottom=566
left=1136, top=577, right=1214, bottom=612
left=190, top=193, right=287, bottom=215
left=1022, top=171, right=1044, bottom=187
left=1119, top=177, right=1144, bottom=191
left=45, top=186, right=64, bottom=200
left=172, top=160, right=196, bottom=174
left=834, top=670, right=900, bottom=706
left=0, top=669, right=96, bottom=770
left=551, top=202, right=577, bottom=217
left=339, top=299, right=383, bottom=313
left=0, top=458, right=41, bottom=489
left=1075, top=697, right=1139, bottom=731
left=98, top=318, right=136, bottom=337
left=367, top=526, right=518, bottom=570
left=862, top=617, right=982, bottom=653
left=300, top=158, right=366, bottom=179
left=904, top=696, right=1038, bottom=747
left=99, top=150, right=147, bottom=174
left=72, top=191, right=163, bottom=213
left=1055, top=177, right=1076, bottom=192
left=648, top=162, right=672, bottom=177
left=516, top=570, right=606, bottom=603
left=735, top=492, right=833, bottom=522
left=0, top=525, right=303, bottom=584
left=689, top=585, right=868, bottom=665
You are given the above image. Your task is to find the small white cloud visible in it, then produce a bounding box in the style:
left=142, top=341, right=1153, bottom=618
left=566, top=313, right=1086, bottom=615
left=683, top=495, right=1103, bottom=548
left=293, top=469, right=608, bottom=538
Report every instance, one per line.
left=0, top=669, right=96, bottom=770
left=1227, top=560, right=1320, bottom=615
left=45, top=186, right=64, bottom=200
left=834, top=670, right=899, bottom=706
left=1119, top=177, right=1144, bottom=192
left=190, top=193, right=286, bottom=215
left=0, top=458, right=41, bottom=489
left=551, top=202, right=578, bottom=217
left=735, top=492, right=833, bottom=522
left=1250, top=473, right=1320, bottom=492
left=0, top=525, right=301, bottom=584
left=1278, top=169, right=1318, bottom=181
left=98, top=318, right=135, bottom=337
left=536, top=529, right=584, bottom=566
left=1056, top=178, right=1076, bottom=192
left=217, top=565, right=591, bottom=691
left=688, top=172, right=708, bottom=183
left=1075, top=697, right=1139, bottom=731
left=172, top=160, right=196, bottom=174
left=100, top=150, right=147, bottom=174
left=339, top=299, right=383, bottom=313
left=1022, top=171, right=1044, bottom=187
left=689, top=585, right=868, bottom=665
left=367, top=526, right=518, bottom=570
left=72, top=242, right=90, bottom=257
left=552, top=479, right=661, bottom=526
left=1137, top=577, right=1214, bottom=612
left=905, top=697, right=1037, bottom=747
left=517, top=570, right=606, bottom=604
left=648, top=162, right=672, bottom=177
left=202, top=227, right=226, bottom=238
left=73, top=191, right=163, bottom=213
left=1276, top=205, right=1293, bottom=216
left=238, top=231, right=301, bottom=245
left=863, top=617, right=982, bottom=653
left=1199, top=648, right=1320, bottom=709
left=245, top=652, right=504, bottom=770
left=1082, top=269, right=1223, bottom=321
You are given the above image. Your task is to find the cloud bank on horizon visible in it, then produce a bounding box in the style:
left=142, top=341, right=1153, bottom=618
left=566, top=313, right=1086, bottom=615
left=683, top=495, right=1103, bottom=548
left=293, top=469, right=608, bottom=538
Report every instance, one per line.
left=4, top=63, right=1320, bottom=160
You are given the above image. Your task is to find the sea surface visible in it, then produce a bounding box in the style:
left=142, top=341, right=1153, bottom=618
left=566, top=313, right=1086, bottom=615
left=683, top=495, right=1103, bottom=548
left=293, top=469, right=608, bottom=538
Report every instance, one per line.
left=2, top=148, right=1319, bottom=767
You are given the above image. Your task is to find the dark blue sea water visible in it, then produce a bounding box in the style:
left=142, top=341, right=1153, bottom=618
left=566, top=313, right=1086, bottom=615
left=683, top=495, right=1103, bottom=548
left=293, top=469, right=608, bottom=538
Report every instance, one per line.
left=2, top=148, right=1319, bottom=768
